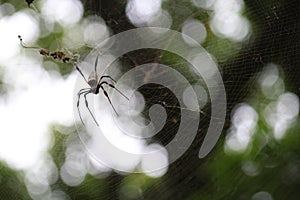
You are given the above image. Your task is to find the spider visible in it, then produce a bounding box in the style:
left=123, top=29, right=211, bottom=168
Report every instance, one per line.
left=75, top=56, right=129, bottom=126
left=18, top=35, right=80, bottom=63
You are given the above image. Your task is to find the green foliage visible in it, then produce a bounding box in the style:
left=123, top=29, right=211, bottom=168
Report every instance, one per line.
left=0, top=163, right=31, bottom=200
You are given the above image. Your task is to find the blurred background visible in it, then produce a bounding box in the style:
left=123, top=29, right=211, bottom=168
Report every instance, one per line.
left=0, top=0, right=299, bottom=199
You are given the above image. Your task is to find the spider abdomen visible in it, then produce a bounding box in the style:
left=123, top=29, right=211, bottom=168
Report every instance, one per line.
left=88, top=79, right=97, bottom=87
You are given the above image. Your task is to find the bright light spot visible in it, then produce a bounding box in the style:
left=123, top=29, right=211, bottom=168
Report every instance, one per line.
left=264, top=92, right=299, bottom=140
left=24, top=154, right=58, bottom=196
left=277, top=93, right=299, bottom=121
left=40, top=0, right=83, bottom=26
left=83, top=16, right=110, bottom=48
left=87, top=130, right=143, bottom=172
left=183, top=84, right=208, bottom=111
left=81, top=95, right=146, bottom=172
left=259, top=63, right=285, bottom=99
left=126, top=0, right=162, bottom=27
left=26, top=154, right=59, bottom=185
left=242, top=160, right=260, bottom=176
left=59, top=141, right=89, bottom=186
left=87, top=155, right=111, bottom=177
left=210, top=0, right=250, bottom=41
left=214, top=0, right=244, bottom=13
left=192, top=0, right=215, bottom=10
left=194, top=85, right=208, bottom=108
left=275, top=93, right=299, bottom=139
left=147, top=9, right=172, bottom=29
left=225, top=104, right=258, bottom=153
left=182, top=19, right=207, bottom=45
left=0, top=11, right=39, bottom=64
left=60, top=162, right=86, bottom=186
left=259, top=64, right=279, bottom=87
left=65, top=145, right=87, bottom=176
left=25, top=179, right=50, bottom=197
left=183, top=86, right=199, bottom=111
left=94, top=101, right=146, bottom=153
left=210, top=12, right=250, bottom=41
left=141, top=144, right=168, bottom=178
left=0, top=57, right=76, bottom=169
left=252, top=191, right=273, bottom=200
left=189, top=52, right=217, bottom=79
left=63, top=24, right=85, bottom=50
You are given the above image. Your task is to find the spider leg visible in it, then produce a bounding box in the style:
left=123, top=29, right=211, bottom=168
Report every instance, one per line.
left=99, top=75, right=117, bottom=83
left=83, top=92, right=100, bottom=126
left=18, top=35, right=40, bottom=49
left=100, top=81, right=129, bottom=100
left=94, top=55, right=99, bottom=73
left=74, top=63, right=88, bottom=84
left=78, top=88, right=90, bottom=94
left=100, top=85, right=119, bottom=116
left=77, top=89, right=90, bottom=126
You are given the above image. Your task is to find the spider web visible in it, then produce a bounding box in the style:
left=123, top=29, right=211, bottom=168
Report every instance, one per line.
left=52, top=0, right=300, bottom=199
left=0, top=0, right=299, bottom=199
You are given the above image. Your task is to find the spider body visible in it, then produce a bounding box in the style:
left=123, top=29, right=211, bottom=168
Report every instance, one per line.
left=39, top=49, right=50, bottom=56
left=50, top=51, right=71, bottom=63
left=75, top=56, right=129, bottom=126
left=88, top=81, right=99, bottom=94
